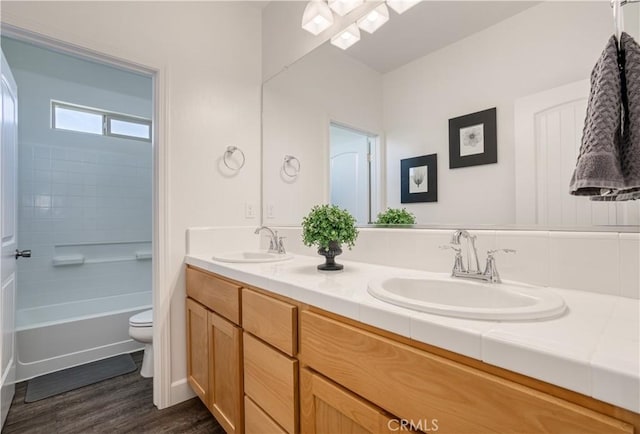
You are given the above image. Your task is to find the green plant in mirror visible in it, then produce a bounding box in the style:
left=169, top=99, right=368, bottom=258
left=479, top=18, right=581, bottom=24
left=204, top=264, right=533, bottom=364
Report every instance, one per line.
left=302, top=204, right=358, bottom=249
left=375, top=207, right=416, bottom=225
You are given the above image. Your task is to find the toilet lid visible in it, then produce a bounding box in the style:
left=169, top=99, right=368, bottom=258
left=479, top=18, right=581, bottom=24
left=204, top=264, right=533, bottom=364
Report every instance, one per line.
left=129, top=309, right=153, bottom=326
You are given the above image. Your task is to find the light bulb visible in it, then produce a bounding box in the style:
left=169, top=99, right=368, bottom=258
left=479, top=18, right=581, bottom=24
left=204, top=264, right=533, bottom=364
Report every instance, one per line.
left=301, top=1, right=334, bottom=35
left=313, top=15, right=328, bottom=25
left=330, top=23, right=360, bottom=50
left=357, top=3, right=389, bottom=34
left=328, top=0, right=364, bottom=16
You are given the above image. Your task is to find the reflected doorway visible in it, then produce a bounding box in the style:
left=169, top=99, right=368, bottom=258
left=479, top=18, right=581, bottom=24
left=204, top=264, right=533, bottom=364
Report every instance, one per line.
left=329, top=123, right=378, bottom=225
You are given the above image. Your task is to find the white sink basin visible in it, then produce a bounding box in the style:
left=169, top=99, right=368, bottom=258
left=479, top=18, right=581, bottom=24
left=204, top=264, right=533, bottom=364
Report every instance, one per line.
left=367, top=276, right=566, bottom=321
left=212, top=251, right=293, bottom=263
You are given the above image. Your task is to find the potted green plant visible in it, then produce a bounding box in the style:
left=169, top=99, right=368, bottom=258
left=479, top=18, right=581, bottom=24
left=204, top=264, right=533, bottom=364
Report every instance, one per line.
left=374, top=207, right=416, bottom=226
left=301, top=204, right=358, bottom=271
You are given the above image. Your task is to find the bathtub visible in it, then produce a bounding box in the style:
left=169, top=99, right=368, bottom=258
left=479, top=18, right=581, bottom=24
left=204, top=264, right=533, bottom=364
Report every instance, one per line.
left=15, top=291, right=152, bottom=382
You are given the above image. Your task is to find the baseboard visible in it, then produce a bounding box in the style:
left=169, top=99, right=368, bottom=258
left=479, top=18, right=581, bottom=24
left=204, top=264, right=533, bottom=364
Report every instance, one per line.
left=170, top=377, right=195, bottom=406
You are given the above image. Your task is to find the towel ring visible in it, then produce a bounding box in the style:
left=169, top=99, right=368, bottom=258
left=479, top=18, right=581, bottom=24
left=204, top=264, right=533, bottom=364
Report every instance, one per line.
left=223, top=146, right=245, bottom=171
left=282, top=155, right=301, bottom=177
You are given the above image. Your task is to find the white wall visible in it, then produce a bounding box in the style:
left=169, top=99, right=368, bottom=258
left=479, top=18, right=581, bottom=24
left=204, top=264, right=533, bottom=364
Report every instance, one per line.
left=383, top=2, right=612, bottom=224
left=0, top=1, right=262, bottom=406
left=2, top=37, right=153, bottom=310
left=263, top=43, right=382, bottom=225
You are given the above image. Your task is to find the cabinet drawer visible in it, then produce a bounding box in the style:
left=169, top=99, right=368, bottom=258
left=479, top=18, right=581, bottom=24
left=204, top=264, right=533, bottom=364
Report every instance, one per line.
left=186, top=266, right=240, bottom=324
left=242, top=288, right=297, bottom=356
left=245, top=395, right=288, bottom=434
left=300, top=311, right=633, bottom=434
left=244, top=332, right=298, bottom=434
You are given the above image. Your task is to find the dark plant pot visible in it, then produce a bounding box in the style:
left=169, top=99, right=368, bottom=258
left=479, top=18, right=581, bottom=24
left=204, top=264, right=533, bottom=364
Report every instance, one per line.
left=317, top=241, right=343, bottom=271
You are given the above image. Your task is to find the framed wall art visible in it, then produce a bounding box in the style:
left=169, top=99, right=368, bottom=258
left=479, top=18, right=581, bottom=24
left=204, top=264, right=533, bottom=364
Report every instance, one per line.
left=401, top=154, right=437, bottom=203
left=449, top=107, right=497, bottom=168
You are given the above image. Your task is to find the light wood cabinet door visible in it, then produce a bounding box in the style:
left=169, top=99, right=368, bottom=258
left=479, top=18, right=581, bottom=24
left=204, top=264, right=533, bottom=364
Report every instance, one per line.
left=186, top=298, right=209, bottom=405
left=209, top=311, right=244, bottom=434
left=301, top=368, right=397, bottom=434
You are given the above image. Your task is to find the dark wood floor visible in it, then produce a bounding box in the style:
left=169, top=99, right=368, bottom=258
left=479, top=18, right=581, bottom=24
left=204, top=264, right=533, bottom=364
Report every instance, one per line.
left=2, top=352, right=224, bottom=434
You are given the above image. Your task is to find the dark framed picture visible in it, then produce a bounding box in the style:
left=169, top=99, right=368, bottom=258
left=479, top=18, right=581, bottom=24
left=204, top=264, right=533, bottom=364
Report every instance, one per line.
left=401, top=154, right=437, bottom=203
left=449, top=107, right=497, bottom=169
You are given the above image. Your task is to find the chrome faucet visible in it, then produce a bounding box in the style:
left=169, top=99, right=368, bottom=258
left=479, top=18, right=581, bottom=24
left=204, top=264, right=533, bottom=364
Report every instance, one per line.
left=450, top=230, right=481, bottom=273
left=441, top=230, right=515, bottom=283
left=254, top=226, right=286, bottom=254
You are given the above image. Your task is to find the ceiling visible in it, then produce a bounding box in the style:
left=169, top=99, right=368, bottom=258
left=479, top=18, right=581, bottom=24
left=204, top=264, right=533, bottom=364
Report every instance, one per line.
left=342, top=1, right=538, bottom=73
left=238, top=1, right=271, bottom=11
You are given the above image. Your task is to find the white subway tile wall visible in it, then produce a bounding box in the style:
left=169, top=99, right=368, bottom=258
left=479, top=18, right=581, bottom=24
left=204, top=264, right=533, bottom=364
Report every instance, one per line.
left=18, top=141, right=152, bottom=309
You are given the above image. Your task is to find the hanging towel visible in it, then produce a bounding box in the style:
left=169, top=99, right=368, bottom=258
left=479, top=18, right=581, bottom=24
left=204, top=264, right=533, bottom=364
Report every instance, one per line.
left=570, top=35, right=626, bottom=195
left=619, top=32, right=640, bottom=194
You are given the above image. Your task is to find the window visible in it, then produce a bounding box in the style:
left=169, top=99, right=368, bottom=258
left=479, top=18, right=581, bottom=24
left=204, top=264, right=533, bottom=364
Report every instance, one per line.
left=52, top=101, right=152, bottom=142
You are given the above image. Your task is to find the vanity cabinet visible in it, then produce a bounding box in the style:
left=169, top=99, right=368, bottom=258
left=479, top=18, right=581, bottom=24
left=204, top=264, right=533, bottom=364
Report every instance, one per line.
left=186, top=267, right=243, bottom=434
left=186, top=265, right=639, bottom=434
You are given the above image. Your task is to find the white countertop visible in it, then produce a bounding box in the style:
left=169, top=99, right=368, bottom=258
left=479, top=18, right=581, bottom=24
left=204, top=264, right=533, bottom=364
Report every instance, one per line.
left=185, top=253, right=640, bottom=413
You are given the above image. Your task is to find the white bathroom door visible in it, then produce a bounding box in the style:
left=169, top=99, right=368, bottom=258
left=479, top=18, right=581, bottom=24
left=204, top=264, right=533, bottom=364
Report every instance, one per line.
left=0, top=49, right=18, bottom=429
left=515, top=79, right=640, bottom=226
left=330, top=124, right=372, bottom=225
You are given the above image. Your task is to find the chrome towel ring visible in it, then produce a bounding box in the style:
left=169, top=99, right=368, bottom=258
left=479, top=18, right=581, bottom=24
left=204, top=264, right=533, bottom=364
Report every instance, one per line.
left=223, top=146, right=245, bottom=171
left=282, top=155, right=301, bottom=177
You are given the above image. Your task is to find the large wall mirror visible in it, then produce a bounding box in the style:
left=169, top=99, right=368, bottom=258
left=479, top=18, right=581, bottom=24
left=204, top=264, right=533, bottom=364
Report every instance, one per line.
left=262, top=1, right=640, bottom=229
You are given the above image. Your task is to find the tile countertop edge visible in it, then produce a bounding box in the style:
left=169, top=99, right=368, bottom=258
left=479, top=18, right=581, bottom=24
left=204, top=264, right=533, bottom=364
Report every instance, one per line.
left=184, top=254, right=640, bottom=414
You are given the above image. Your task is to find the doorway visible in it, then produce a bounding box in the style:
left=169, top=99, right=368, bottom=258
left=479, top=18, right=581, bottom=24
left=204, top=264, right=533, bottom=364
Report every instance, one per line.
left=329, top=123, right=378, bottom=225
left=0, top=35, right=157, bottom=421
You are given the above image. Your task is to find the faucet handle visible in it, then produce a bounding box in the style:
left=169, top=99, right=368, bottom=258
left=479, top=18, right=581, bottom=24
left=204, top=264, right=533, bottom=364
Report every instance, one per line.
left=483, top=249, right=515, bottom=283
left=439, top=244, right=462, bottom=253
left=486, top=248, right=516, bottom=257
left=440, top=244, right=465, bottom=274
left=276, top=235, right=286, bottom=254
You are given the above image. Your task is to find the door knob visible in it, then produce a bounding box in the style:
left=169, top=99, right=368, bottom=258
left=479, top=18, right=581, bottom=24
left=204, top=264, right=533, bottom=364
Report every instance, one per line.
left=15, top=249, right=32, bottom=259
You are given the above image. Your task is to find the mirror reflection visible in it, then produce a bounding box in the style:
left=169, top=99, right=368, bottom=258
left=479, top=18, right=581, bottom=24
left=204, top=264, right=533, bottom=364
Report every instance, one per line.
left=262, top=1, right=640, bottom=228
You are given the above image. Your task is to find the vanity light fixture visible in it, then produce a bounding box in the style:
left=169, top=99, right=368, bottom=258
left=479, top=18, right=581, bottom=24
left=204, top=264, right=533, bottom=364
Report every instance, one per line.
left=357, top=3, right=390, bottom=34
left=301, top=0, right=335, bottom=35
left=330, top=23, right=361, bottom=50
left=328, top=0, right=364, bottom=17
left=386, top=0, right=420, bottom=15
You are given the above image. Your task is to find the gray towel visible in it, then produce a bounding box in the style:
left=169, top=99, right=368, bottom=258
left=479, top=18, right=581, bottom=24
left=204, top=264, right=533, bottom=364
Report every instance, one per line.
left=619, top=32, right=640, bottom=194
left=570, top=35, right=626, bottom=195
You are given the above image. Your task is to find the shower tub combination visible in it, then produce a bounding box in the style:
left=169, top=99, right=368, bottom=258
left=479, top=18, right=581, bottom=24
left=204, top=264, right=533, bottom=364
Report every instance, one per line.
left=15, top=291, right=151, bottom=382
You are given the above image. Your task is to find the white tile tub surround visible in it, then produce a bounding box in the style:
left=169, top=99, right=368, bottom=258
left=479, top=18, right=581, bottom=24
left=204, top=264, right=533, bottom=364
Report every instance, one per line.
left=183, top=252, right=640, bottom=413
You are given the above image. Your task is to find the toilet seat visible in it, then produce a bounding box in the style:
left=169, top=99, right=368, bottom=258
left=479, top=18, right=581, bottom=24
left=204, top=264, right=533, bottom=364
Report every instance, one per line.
left=129, top=309, right=152, bottom=327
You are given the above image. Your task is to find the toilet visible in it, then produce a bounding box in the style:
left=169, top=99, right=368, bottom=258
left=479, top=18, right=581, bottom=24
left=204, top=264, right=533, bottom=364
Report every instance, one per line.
left=128, top=309, right=153, bottom=378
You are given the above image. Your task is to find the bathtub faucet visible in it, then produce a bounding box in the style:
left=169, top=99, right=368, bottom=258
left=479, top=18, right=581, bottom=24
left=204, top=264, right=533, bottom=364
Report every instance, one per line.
left=254, top=226, right=286, bottom=254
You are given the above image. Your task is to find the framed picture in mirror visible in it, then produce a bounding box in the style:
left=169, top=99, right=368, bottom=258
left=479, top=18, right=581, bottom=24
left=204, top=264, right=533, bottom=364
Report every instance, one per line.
left=449, top=107, right=497, bottom=168
left=401, top=154, right=438, bottom=203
